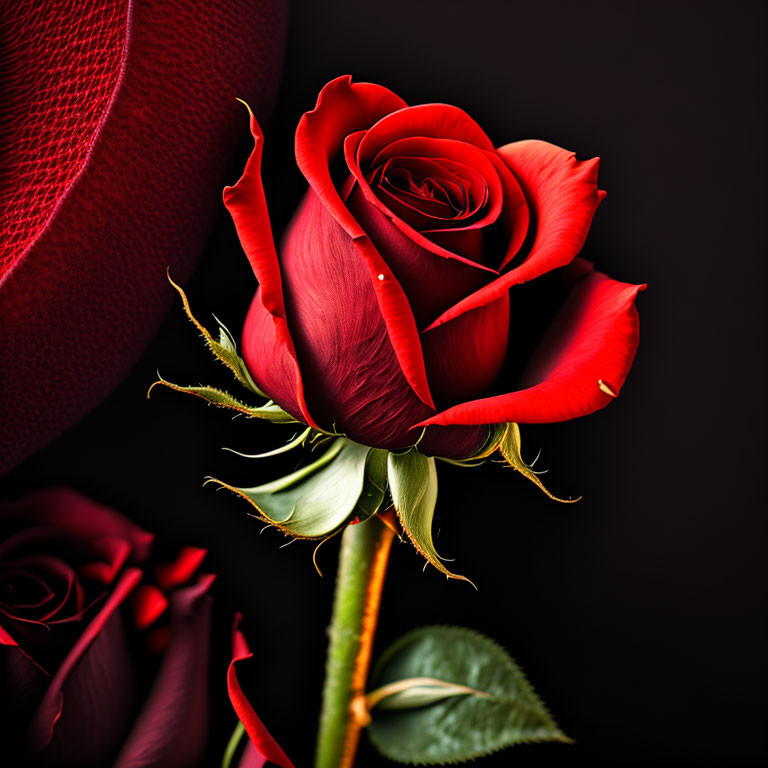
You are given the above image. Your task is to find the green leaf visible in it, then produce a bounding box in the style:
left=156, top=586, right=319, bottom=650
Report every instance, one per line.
left=147, top=376, right=296, bottom=423
left=498, top=423, right=579, bottom=503
left=209, top=439, right=371, bottom=538
left=368, top=626, right=570, bottom=764
left=354, top=448, right=389, bottom=523
left=167, top=270, right=266, bottom=397
left=387, top=451, right=470, bottom=584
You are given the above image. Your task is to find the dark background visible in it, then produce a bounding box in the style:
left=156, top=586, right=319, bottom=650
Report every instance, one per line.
left=3, top=0, right=766, bottom=765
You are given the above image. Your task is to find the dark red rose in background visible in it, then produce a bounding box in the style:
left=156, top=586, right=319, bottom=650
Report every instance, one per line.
left=224, top=76, right=644, bottom=458
left=0, top=488, right=291, bottom=767
left=0, top=0, right=288, bottom=474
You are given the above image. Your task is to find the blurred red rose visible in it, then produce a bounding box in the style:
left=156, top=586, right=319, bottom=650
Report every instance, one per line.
left=224, top=76, right=644, bottom=458
left=0, top=488, right=291, bottom=767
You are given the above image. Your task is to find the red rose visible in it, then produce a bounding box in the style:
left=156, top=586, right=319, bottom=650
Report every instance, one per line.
left=224, top=76, right=644, bottom=458
left=0, top=488, right=291, bottom=767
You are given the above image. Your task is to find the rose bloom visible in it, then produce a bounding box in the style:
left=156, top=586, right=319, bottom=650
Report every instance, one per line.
left=225, top=76, right=643, bottom=458
left=0, top=488, right=291, bottom=767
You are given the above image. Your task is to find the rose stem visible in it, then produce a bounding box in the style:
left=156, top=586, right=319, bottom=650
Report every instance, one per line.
left=315, top=514, right=395, bottom=768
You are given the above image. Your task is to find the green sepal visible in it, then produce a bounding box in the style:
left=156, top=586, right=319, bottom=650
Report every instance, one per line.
left=167, top=270, right=266, bottom=397
left=148, top=375, right=297, bottom=423
left=353, top=448, right=389, bottom=523
left=436, top=424, right=506, bottom=467
left=369, top=678, right=490, bottom=711
left=223, top=427, right=312, bottom=459
left=499, top=423, right=579, bottom=503
left=387, top=450, right=470, bottom=584
left=368, top=626, right=571, bottom=765
left=209, top=438, right=371, bottom=538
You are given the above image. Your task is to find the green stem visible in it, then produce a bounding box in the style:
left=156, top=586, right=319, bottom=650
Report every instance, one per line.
left=315, top=515, right=395, bottom=768
left=221, top=721, right=245, bottom=768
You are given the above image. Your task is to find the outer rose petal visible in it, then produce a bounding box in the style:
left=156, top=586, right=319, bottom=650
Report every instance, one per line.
left=113, top=575, right=215, bottom=768
left=426, top=140, right=606, bottom=331
left=26, top=567, right=142, bottom=761
left=416, top=270, right=644, bottom=427
left=261, top=189, right=433, bottom=448
left=0, top=487, right=153, bottom=565
left=295, top=75, right=406, bottom=237
left=295, top=76, right=434, bottom=409
left=224, top=105, right=318, bottom=428
left=228, top=614, right=293, bottom=768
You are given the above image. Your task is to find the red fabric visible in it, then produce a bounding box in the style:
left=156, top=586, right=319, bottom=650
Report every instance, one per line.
left=0, top=0, right=288, bottom=474
left=232, top=77, right=643, bottom=458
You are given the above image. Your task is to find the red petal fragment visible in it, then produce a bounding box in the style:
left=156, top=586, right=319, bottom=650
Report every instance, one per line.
left=154, top=546, right=207, bottom=591
left=113, top=574, right=216, bottom=767
left=228, top=614, right=294, bottom=768
left=223, top=105, right=319, bottom=429
left=427, top=140, right=605, bottom=330
left=131, top=584, right=168, bottom=630
left=416, top=270, right=644, bottom=426
left=357, top=103, right=494, bottom=167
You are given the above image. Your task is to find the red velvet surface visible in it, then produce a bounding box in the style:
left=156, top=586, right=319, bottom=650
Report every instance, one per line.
left=0, top=0, right=288, bottom=474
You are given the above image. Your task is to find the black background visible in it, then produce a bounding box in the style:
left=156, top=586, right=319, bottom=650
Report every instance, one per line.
left=3, top=1, right=767, bottom=765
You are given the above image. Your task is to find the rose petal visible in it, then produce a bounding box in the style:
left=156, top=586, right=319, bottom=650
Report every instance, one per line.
left=294, top=76, right=434, bottom=409
left=113, top=575, right=215, bottom=768
left=295, top=75, right=406, bottom=237
left=131, top=584, right=168, bottom=630
left=27, top=567, right=142, bottom=761
left=426, top=140, right=605, bottom=330
left=345, top=184, right=490, bottom=328
left=346, top=132, right=504, bottom=267
left=421, top=295, right=510, bottom=405
left=0, top=643, right=49, bottom=736
left=0, top=488, right=153, bottom=564
left=356, top=102, right=495, bottom=167
left=228, top=614, right=294, bottom=768
left=237, top=741, right=268, bottom=768
left=254, top=189, right=433, bottom=448
left=154, top=546, right=207, bottom=591
left=416, top=270, right=644, bottom=426
left=224, top=106, right=318, bottom=428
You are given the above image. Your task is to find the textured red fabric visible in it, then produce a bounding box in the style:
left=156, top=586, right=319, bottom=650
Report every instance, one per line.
left=0, top=0, right=288, bottom=474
